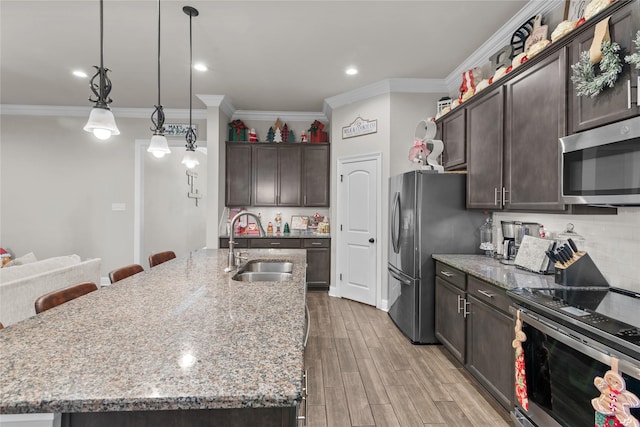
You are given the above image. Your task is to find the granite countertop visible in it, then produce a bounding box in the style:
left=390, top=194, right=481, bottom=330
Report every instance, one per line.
left=432, top=254, right=562, bottom=291
left=0, top=249, right=307, bottom=414
left=220, top=230, right=331, bottom=239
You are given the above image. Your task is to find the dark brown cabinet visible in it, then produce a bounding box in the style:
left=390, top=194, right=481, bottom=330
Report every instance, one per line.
left=504, top=49, right=566, bottom=211
left=440, top=108, right=467, bottom=170
left=435, top=262, right=514, bottom=411
left=225, top=143, right=330, bottom=208
left=218, top=237, right=331, bottom=290
left=302, top=145, right=330, bottom=207
left=253, top=145, right=302, bottom=207
left=568, top=0, right=639, bottom=133
left=465, top=277, right=514, bottom=411
left=304, top=239, right=331, bottom=291
left=466, top=87, right=504, bottom=209
left=225, top=143, right=252, bottom=207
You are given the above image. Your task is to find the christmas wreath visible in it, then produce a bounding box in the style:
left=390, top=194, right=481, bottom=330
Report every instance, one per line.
left=625, top=31, right=640, bottom=69
left=570, top=40, right=622, bottom=97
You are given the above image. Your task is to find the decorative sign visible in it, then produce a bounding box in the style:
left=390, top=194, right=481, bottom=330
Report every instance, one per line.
left=165, top=124, right=197, bottom=137
left=186, top=170, right=202, bottom=207
left=342, top=117, right=377, bottom=139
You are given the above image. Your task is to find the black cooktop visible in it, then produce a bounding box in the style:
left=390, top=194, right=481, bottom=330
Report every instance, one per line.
left=509, top=287, right=640, bottom=358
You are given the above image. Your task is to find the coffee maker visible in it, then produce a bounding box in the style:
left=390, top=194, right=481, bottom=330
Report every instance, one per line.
left=501, top=221, right=520, bottom=264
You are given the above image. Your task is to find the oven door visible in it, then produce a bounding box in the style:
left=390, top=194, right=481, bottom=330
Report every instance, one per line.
left=512, top=306, right=640, bottom=427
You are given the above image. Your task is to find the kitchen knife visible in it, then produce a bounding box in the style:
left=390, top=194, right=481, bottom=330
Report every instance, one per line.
left=545, top=250, right=558, bottom=263
left=567, top=238, right=579, bottom=253
left=556, top=250, right=569, bottom=264
left=561, top=245, right=574, bottom=262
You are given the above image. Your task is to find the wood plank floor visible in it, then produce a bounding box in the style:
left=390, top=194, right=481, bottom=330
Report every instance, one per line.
left=305, top=292, right=511, bottom=427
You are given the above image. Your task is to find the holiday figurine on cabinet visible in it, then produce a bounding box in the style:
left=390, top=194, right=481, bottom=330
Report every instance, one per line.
left=248, top=128, right=258, bottom=142
left=275, top=212, right=282, bottom=234
left=308, top=120, right=328, bottom=143
left=300, top=131, right=308, bottom=143
left=228, top=119, right=248, bottom=141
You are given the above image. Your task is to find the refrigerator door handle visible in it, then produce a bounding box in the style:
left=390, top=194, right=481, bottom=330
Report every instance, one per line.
left=388, top=266, right=412, bottom=286
left=391, top=191, right=401, bottom=254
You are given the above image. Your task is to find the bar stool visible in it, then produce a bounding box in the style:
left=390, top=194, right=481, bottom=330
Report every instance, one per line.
left=108, top=264, right=144, bottom=284
left=35, top=282, right=98, bottom=314
left=149, top=251, right=176, bottom=268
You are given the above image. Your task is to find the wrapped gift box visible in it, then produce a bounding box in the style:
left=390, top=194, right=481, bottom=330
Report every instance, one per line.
left=228, top=120, right=248, bottom=141
left=308, top=120, right=328, bottom=143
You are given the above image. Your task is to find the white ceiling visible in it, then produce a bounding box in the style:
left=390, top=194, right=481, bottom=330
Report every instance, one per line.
left=1, top=1, right=529, bottom=113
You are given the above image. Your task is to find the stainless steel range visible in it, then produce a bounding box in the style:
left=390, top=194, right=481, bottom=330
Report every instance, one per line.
left=508, top=286, right=640, bottom=427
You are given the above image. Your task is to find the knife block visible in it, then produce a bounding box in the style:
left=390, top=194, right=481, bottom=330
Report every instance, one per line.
left=554, top=252, right=609, bottom=287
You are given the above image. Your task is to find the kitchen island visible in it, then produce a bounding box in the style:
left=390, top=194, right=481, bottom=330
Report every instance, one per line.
left=0, top=249, right=307, bottom=426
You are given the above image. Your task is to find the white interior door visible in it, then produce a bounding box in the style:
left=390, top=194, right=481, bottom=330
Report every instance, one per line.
left=337, top=156, right=379, bottom=306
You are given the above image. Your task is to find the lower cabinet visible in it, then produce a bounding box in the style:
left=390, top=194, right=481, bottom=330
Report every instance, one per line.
left=434, top=262, right=514, bottom=411
left=219, top=237, right=331, bottom=291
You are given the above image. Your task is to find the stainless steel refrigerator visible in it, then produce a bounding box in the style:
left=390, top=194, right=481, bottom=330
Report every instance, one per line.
left=388, top=171, right=485, bottom=344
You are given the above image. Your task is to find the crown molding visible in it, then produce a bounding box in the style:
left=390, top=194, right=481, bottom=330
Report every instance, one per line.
left=324, top=78, right=448, bottom=111
left=196, top=94, right=235, bottom=118
left=444, top=0, right=563, bottom=94
left=231, top=110, right=327, bottom=122
left=0, top=104, right=207, bottom=120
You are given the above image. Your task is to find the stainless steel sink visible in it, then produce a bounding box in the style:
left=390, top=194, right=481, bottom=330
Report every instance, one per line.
left=232, top=271, right=293, bottom=282
left=241, top=260, right=293, bottom=273
left=232, top=260, right=294, bottom=282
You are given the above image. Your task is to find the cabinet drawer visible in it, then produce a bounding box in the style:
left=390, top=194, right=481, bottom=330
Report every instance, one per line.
left=467, top=276, right=510, bottom=314
left=219, top=238, right=249, bottom=249
left=303, top=239, right=330, bottom=248
left=435, top=262, right=466, bottom=290
left=249, top=239, right=302, bottom=249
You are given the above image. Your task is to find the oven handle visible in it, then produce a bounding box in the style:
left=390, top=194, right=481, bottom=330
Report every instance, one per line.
left=512, top=305, right=640, bottom=381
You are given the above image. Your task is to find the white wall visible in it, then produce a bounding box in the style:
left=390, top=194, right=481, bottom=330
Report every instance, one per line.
left=0, top=113, right=206, bottom=277
left=494, top=208, right=640, bottom=293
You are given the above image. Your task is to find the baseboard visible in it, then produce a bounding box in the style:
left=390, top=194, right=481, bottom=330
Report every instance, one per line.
left=328, top=286, right=340, bottom=298
left=378, top=298, right=390, bottom=312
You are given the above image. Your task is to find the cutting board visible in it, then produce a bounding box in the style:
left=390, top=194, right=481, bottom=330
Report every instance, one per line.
left=514, top=235, right=553, bottom=273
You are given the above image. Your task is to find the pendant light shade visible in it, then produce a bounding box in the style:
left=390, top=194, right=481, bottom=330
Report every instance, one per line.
left=84, top=0, right=119, bottom=140
left=84, top=107, right=120, bottom=140
left=182, top=6, right=199, bottom=169
left=147, top=0, right=171, bottom=158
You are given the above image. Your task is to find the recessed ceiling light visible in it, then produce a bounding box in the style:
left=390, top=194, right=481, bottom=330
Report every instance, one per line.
left=73, top=70, right=88, bottom=78
left=345, top=67, right=358, bottom=76
left=194, top=63, right=208, bottom=71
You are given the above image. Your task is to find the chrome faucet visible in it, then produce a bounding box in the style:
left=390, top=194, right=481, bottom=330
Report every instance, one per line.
left=225, top=211, right=266, bottom=272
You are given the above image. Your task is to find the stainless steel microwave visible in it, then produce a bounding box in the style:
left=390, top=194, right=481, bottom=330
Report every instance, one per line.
left=559, top=116, right=640, bottom=205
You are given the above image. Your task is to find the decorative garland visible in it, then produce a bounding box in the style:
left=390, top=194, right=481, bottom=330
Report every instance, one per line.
left=570, top=40, right=622, bottom=97
left=625, top=31, right=640, bottom=69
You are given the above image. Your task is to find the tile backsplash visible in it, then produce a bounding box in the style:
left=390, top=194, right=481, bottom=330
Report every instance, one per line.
left=493, top=207, right=640, bottom=293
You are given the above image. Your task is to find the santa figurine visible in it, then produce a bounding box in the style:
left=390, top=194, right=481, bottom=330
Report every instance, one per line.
left=248, top=128, right=258, bottom=142
left=300, top=131, right=308, bottom=143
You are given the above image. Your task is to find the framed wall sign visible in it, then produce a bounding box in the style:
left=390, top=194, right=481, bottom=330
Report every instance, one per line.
left=290, top=215, right=308, bottom=230
left=342, top=117, right=377, bottom=139
left=165, top=123, right=197, bottom=137
left=564, top=0, right=592, bottom=21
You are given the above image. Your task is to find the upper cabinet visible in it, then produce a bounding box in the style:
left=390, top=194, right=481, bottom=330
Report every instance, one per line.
left=568, top=1, right=640, bottom=133
left=440, top=108, right=467, bottom=170
left=225, top=142, right=330, bottom=208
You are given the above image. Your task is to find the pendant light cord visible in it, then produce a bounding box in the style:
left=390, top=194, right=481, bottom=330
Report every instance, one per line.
left=100, top=0, right=104, bottom=71
left=157, top=0, right=161, bottom=107
left=188, top=11, right=193, bottom=130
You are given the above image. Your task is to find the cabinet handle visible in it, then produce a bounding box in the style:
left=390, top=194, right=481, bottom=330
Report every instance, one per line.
left=311, top=242, right=322, bottom=246
left=463, top=299, right=470, bottom=318
left=297, top=369, right=308, bottom=425
left=637, top=76, right=639, bottom=108
left=457, top=294, right=463, bottom=314
left=271, top=242, right=281, bottom=246
left=494, top=187, right=501, bottom=206
left=440, top=270, right=454, bottom=278
left=628, top=79, right=632, bottom=110
left=304, top=195, right=307, bottom=205
left=477, top=289, right=495, bottom=298
left=502, top=187, right=509, bottom=204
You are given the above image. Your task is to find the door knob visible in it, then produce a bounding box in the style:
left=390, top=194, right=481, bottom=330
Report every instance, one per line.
left=369, top=238, right=375, bottom=243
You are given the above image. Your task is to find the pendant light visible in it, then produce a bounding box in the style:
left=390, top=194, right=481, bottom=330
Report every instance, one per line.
left=83, top=0, right=120, bottom=141
left=181, top=6, right=199, bottom=169
left=147, top=0, right=170, bottom=158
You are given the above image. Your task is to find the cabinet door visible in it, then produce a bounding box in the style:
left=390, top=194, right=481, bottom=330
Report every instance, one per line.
left=504, top=49, right=566, bottom=211
left=252, top=145, right=279, bottom=206
left=249, top=238, right=302, bottom=249
left=441, top=108, right=467, bottom=170
left=302, top=145, right=330, bottom=207
left=568, top=2, right=639, bottom=133
left=225, top=143, right=252, bottom=207
left=435, top=277, right=466, bottom=363
left=466, top=88, right=504, bottom=209
left=466, top=295, right=513, bottom=411
left=277, top=145, right=302, bottom=206
left=305, top=239, right=330, bottom=291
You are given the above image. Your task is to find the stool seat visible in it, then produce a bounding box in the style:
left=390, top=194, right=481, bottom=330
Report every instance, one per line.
left=109, top=264, right=144, bottom=284
left=35, top=282, right=98, bottom=314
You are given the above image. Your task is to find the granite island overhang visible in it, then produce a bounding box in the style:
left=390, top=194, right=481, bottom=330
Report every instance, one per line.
left=0, top=249, right=307, bottom=426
